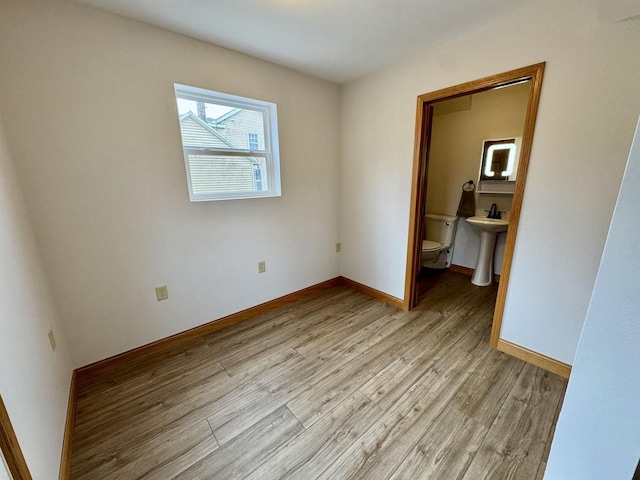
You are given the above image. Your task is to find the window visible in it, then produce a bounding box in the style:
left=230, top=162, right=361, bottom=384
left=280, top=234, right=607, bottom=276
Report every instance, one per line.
left=247, top=132, right=259, bottom=151
left=253, top=165, right=263, bottom=191
left=174, top=84, right=281, bottom=201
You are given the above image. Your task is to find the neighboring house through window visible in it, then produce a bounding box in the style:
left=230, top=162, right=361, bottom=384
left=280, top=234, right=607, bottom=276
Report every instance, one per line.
left=173, top=84, right=281, bottom=201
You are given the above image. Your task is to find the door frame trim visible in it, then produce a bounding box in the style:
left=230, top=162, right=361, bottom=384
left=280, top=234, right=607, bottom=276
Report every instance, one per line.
left=0, top=395, right=32, bottom=480
left=403, top=63, right=546, bottom=348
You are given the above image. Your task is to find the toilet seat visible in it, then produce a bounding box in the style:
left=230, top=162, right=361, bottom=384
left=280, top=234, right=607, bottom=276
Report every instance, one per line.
left=422, top=240, right=442, bottom=252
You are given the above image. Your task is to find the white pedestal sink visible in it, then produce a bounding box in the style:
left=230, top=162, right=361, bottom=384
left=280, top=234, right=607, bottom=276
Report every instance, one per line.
left=465, top=216, right=509, bottom=286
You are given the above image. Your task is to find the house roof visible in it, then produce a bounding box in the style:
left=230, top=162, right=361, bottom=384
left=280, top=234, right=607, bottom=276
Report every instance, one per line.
left=178, top=111, right=260, bottom=165
left=178, top=111, right=240, bottom=149
left=214, top=108, right=242, bottom=124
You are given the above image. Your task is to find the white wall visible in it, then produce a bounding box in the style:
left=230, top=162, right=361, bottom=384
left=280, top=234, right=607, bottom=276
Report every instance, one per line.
left=1, top=454, right=11, bottom=480
left=339, top=0, right=640, bottom=364
left=428, top=83, right=530, bottom=274
left=544, top=117, right=640, bottom=479
left=0, top=0, right=341, bottom=367
left=0, top=116, right=73, bottom=477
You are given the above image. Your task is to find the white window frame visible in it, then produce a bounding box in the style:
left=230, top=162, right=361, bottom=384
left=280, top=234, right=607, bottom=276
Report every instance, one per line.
left=174, top=83, right=281, bottom=201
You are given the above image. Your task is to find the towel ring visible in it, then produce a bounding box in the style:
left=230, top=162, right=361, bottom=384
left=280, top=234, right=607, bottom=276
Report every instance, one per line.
left=462, top=180, right=475, bottom=192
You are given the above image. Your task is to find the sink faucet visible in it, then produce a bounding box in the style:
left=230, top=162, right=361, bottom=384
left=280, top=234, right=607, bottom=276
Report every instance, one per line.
left=487, top=203, right=501, bottom=219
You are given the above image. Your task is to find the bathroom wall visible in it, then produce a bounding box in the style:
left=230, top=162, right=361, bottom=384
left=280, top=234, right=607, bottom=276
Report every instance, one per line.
left=339, top=0, right=640, bottom=365
left=0, top=0, right=341, bottom=367
left=427, top=82, right=530, bottom=274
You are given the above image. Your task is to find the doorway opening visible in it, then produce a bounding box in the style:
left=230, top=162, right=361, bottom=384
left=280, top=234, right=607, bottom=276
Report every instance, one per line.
left=404, top=63, right=545, bottom=348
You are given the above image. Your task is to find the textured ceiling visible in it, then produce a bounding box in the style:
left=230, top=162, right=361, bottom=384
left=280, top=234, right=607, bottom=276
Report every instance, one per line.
left=70, top=0, right=640, bottom=83
left=70, top=0, right=536, bottom=84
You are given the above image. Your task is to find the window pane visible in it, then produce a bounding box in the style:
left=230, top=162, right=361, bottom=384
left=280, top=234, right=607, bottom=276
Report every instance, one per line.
left=177, top=98, right=265, bottom=151
left=174, top=84, right=281, bottom=201
left=248, top=132, right=259, bottom=150
left=188, top=155, right=267, bottom=195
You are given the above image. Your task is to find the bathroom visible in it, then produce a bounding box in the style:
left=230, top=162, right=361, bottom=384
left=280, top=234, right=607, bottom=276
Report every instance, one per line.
left=419, top=80, right=531, bottom=290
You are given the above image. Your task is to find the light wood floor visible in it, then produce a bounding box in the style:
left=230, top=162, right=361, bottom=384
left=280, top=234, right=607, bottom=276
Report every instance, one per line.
left=70, top=271, right=566, bottom=479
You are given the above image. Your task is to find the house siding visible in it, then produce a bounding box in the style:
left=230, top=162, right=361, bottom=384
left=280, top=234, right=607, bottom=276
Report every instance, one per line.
left=188, top=154, right=256, bottom=193
left=178, top=109, right=270, bottom=195
left=216, top=109, right=265, bottom=150
left=179, top=116, right=230, bottom=148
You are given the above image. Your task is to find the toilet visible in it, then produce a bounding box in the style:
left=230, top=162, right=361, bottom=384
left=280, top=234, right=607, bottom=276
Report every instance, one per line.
left=421, top=213, right=459, bottom=269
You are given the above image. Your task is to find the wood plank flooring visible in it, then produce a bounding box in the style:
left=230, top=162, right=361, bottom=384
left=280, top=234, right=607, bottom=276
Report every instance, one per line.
left=70, top=271, right=566, bottom=479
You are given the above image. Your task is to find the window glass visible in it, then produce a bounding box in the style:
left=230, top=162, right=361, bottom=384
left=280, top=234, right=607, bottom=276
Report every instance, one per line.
left=174, top=84, right=280, bottom=201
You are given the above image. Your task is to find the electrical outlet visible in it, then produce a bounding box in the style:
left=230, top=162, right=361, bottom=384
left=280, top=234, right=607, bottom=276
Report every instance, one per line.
left=48, top=329, right=56, bottom=352
left=155, top=285, right=169, bottom=301
left=336, top=242, right=341, bottom=253
left=258, top=261, right=266, bottom=273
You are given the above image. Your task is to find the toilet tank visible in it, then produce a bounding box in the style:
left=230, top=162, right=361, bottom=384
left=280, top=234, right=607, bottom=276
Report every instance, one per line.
left=425, top=214, right=459, bottom=245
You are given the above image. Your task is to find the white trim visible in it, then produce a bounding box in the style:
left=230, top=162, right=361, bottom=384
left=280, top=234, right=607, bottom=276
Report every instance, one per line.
left=174, top=83, right=275, bottom=112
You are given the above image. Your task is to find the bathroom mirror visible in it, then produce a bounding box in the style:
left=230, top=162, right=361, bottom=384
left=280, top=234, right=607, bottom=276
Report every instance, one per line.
left=477, top=136, right=522, bottom=194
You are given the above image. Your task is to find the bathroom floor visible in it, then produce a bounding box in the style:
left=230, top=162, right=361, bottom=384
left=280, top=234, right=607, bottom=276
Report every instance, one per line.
left=70, top=271, right=565, bottom=479
left=418, top=266, right=500, bottom=299
left=418, top=266, right=468, bottom=298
